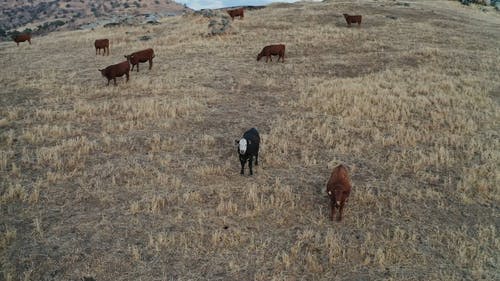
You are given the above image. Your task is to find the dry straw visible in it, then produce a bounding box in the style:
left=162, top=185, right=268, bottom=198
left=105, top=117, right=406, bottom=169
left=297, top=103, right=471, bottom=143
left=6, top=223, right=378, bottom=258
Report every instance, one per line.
left=0, top=0, right=499, bottom=280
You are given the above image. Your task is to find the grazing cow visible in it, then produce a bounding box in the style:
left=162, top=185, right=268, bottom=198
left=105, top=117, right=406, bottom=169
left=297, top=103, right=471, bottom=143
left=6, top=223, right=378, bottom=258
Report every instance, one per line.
left=326, top=164, right=352, bottom=221
left=124, top=48, right=155, bottom=72
left=257, top=44, right=285, bottom=63
left=343, top=14, right=362, bottom=27
left=235, top=128, right=260, bottom=175
left=227, top=8, right=244, bottom=20
left=94, top=39, right=109, bottom=56
left=98, top=60, right=130, bottom=86
left=12, top=34, right=31, bottom=46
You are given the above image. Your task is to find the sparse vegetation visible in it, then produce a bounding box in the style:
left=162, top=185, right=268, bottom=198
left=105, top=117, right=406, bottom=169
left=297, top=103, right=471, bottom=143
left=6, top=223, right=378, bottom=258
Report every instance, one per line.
left=0, top=0, right=499, bottom=280
left=0, top=0, right=186, bottom=39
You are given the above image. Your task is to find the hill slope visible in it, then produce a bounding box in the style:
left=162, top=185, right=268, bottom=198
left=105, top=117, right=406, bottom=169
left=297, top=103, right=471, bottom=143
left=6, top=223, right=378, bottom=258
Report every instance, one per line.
left=0, top=0, right=499, bottom=280
left=0, top=0, right=188, bottom=32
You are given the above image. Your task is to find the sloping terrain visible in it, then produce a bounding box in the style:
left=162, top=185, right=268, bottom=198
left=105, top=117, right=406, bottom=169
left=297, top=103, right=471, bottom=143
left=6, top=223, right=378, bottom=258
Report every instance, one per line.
left=0, top=0, right=499, bottom=280
left=0, top=0, right=188, bottom=32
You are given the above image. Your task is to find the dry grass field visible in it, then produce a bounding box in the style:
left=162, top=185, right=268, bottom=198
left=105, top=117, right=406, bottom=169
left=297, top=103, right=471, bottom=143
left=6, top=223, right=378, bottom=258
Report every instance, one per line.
left=1, top=0, right=499, bottom=280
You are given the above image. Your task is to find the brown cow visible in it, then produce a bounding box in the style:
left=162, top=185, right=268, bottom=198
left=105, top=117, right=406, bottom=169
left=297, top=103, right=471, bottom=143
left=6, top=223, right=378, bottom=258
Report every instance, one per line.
left=257, top=44, right=285, bottom=63
left=13, top=34, right=31, bottom=46
left=98, top=60, right=130, bottom=86
left=227, top=8, right=244, bottom=20
left=343, top=14, right=362, bottom=27
left=94, top=39, right=109, bottom=56
left=124, top=48, right=155, bottom=72
left=326, top=164, right=352, bottom=221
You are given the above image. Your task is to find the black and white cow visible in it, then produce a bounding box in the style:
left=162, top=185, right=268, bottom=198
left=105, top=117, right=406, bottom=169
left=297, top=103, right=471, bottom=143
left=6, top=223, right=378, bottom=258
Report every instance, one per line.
left=235, top=128, right=260, bottom=175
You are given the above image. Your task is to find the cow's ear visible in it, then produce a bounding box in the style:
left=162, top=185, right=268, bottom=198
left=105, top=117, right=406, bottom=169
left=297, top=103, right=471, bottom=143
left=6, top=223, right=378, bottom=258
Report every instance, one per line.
left=234, top=140, right=239, bottom=145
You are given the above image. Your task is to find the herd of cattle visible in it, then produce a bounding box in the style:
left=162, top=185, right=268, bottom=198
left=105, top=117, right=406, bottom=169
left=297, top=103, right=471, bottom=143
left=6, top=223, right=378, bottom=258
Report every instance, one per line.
left=236, top=127, right=352, bottom=222
left=11, top=8, right=361, bottom=222
left=97, top=44, right=156, bottom=86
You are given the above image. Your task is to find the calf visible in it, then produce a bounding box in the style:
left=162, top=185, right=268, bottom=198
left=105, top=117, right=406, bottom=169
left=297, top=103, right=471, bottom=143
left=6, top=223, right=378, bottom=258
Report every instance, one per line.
left=326, top=164, right=352, bottom=221
left=13, top=34, right=31, bottom=46
left=94, top=39, right=109, bottom=56
left=227, top=8, right=244, bottom=20
left=124, top=48, right=155, bottom=72
left=343, top=14, right=362, bottom=27
left=257, top=44, right=285, bottom=63
left=98, top=60, right=130, bottom=86
left=235, top=128, right=260, bottom=175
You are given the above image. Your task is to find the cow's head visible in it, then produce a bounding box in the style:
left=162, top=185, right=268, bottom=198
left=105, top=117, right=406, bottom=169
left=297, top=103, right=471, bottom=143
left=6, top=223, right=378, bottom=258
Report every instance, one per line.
left=98, top=69, right=105, bottom=76
left=236, top=138, right=248, bottom=155
left=256, top=53, right=263, bottom=61
left=124, top=54, right=133, bottom=62
left=328, top=186, right=346, bottom=207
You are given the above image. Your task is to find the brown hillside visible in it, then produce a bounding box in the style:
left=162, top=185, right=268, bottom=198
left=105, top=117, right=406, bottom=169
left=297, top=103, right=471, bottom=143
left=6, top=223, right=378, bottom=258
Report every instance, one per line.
left=0, top=0, right=188, bottom=31
left=0, top=0, right=499, bottom=280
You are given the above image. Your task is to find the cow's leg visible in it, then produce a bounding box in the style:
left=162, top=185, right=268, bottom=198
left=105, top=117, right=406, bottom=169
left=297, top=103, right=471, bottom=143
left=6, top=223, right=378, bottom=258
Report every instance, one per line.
left=28, top=39, right=31, bottom=45
left=255, top=152, right=259, bottom=166
left=330, top=201, right=336, bottom=221
left=130, top=64, right=135, bottom=71
left=240, top=159, right=245, bottom=175
left=126, top=71, right=129, bottom=82
left=102, top=48, right=105, bottom=56
left=107, top=79, right=110, bottom=86
left=136, top=63, right=139, bottom=72
left=338, top=202, right=344, bottom=221
left=149, top=59, right=153, bottom=70
left=248, top=157, right=253, bottom=175
left=96, top=48, right=98, bottom=55
left=107, top=46, right=109, bottom=56
left=16, top=42, right=19, bottom=46
left=113, top=78, right=117, bottom=86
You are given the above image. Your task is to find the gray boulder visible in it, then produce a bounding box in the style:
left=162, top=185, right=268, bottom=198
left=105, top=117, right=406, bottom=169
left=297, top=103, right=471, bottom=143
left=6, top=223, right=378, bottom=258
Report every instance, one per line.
left=145, top=14, right=160, bottom=25
left=197, top=9, right=218, bottom=18
left=208, top=15, right=234, bottom=35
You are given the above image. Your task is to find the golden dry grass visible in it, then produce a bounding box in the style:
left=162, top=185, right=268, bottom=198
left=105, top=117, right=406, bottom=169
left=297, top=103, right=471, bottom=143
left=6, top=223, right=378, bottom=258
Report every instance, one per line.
left=1, top=0, right=499, bottom=280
